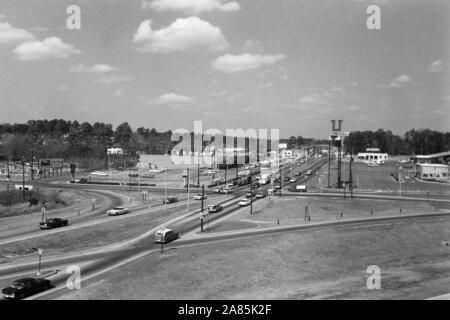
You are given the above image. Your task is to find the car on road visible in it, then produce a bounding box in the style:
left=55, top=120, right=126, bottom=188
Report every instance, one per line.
left=162, top=196, right=178, bottom=204
left=295, top=171, right=301, bottom=176
left=239, top=198, right=251, bottom=206
left=128, top=173, right=139, bottom=178
left=274, top=184, right=281, bottom=190
left=107, top=207, right=131, bottom=216
left=213, top=187, right=223, bottom=193
left=289, top=178, right=297, bottom=183
left=256, top=190, right=267, bottom=198
left=252, top=182, right=261, bottom=188
left=140, top=173, right=155, bottom=179
left=39, top=218, right=68, bottom=229
left=154, top=228, right=179, bottom=244
left=208, top=204, right=223, bottom=213
left=194, top=194, right=207, bottom=200
left=246, top=191, right=256, bottom=198
left=91, top=171, right=108, bottom=176
left=221, top=187, right=234, bottom=194
left=295, top=185, right=307, bottom=192
left=306, top=170, right=312, bottom=176
left=2, top=277, right=52, bottom=299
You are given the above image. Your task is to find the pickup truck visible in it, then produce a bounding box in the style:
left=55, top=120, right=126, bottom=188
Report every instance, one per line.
left=39, top=218, right=68, bottom=229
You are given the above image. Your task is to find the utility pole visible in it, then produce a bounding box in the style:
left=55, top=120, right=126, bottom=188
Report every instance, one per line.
left=337, top=139, right=342, bottom=188
left=349, top=147, right=353, bottom=198
left=6, top=154, right=10, bottom=191
left=21, top=157, right=26, bottom=201
left=30, top=149, right=34, bottom=181
left=187, top=168, right=190, bottom=211
left=280, top=164, right=283, bottom=196
left=197, top=152, right=200, bottom=186
left=200, top=184, right=205, bottom=232
left=250, top=176, right=253, bottom=215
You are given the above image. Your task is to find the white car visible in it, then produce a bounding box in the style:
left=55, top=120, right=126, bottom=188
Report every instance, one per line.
left=107, top=207, right=131, bottom=216
left=239, top=198, right=251, bottom=207
left=91, top=171, right=108, bottom=176
left=193, top=194, right=207, bottom=200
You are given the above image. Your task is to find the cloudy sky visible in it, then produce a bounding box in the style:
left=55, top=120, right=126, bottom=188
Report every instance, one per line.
left=0, top=0, right=448, bottom=138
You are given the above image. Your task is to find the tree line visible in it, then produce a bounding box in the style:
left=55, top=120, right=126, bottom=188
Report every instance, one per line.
left=0, top=119, right=173, bottom=163
left=344, top=129, right=450, bottom=155
left=1, top=121, right=448, bottom=165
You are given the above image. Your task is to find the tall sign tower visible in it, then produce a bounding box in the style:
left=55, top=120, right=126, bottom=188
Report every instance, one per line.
left=329, top=120, right=349, bottom=188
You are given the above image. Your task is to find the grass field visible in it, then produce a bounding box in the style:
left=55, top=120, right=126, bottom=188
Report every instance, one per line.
left=307, top=160, right=450, bottom=194
left=244, top=196, right=450, bottom=223
left=55, top=215, right=450, bottom=300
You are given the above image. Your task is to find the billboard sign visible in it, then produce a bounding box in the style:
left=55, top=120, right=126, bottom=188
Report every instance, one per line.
left=39, top=159, right=51, bottom=169
left=51, top=159, right=64, bottom=169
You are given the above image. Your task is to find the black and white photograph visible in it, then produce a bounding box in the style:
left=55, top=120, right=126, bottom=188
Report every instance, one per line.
left=0, top=0, right=449, bottom=305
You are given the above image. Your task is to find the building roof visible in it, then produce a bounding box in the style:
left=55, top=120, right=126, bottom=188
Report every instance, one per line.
left=415, top=163, right=449, bottom=168
left=411, top=151, right=450, bottom=159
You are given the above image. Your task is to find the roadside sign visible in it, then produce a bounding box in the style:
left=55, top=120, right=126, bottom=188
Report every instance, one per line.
left=51, top=158, right=64, bottom=169
left=39, top=159, right=51, bottom=169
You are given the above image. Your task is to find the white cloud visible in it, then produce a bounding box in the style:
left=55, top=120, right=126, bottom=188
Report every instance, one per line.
left=142, top=0, right=240, bottom=14
left=152, top=93, right=195, bottom=106
left=387, top=74, right=411, bottom=88
left=427, top=60, right=444, bottom=74
left=212, top=53, right=285, bottom=73
left=70, top=64, right=115, bottom=73
left=133, top=17, right=228, bottom=53
left=58, top=85, right=69, bottom=91
left=93, top=75, right=132, bottom=84
left=13, top=37, right=81, bottom=60
left=0, top=22, right=35, bottom=45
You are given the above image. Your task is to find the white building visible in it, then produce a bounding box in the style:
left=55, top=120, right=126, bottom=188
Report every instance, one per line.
left=415, top=163, right=449, bottom=182
left=357, top=148, right=388, bottom=162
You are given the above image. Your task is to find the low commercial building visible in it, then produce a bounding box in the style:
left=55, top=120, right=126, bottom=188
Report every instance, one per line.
left=410, top=151, right=450, bottom=165
left=357, top=148, right=388, bottom=162
left=415, top=163, right=449, bottom=182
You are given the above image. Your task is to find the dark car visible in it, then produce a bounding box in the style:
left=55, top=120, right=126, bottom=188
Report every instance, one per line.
left=39, top=218, right=68, bottom=230
left=252, top=182, right=261, bottom=189
left=208, top=204, right=223, bottom=213
left=284, top=176, right=291, bottom=181
left=295, top=171, right=302, bottom=176
left=2, top=277, right=52, bottom=299
left=162, top=196, right=178, bottom=204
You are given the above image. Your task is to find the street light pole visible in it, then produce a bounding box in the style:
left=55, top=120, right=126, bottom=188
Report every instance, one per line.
left=6, top=154, right=10, bottom=191
left=349, top=147, right=353, bottom=198
left=250, top=176, right=253, bottom=215
left=30, top=149, right=34, bottom=181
